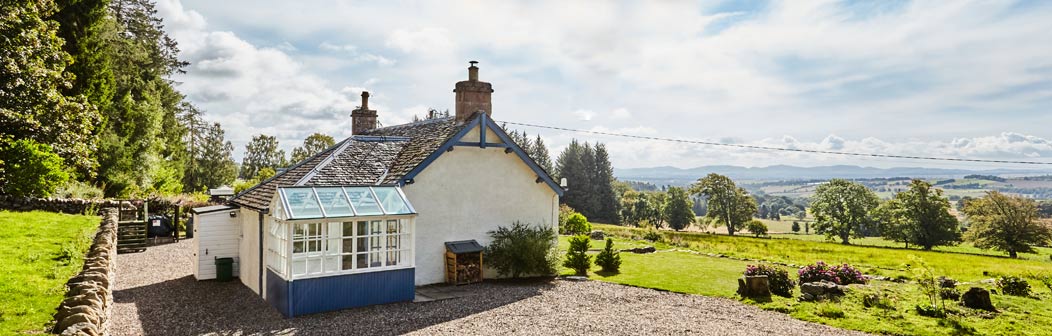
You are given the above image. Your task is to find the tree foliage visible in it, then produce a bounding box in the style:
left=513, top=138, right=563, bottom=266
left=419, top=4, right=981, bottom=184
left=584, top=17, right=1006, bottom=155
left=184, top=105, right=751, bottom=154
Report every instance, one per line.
left=241, top=134, right=286, bottom=179
left=290, top=133, right=335, bottom=164
left=555, top=139, right=620, bottom=223
left=873, top=180, right=961, bottom=250
left=595, top=238, right=621, bottom=273
left=0, top=139, right=70, bottom=197
left=563, top=235, right=592, bottom=276
left=963, top=191, right=1052, bottom=258
left=746, top=220, right=768, bottom=237
left=664, top=187, right=695, bottom=231
left=810, top=179, right=880, bottom=244
left=690, top=173, right=757, bottom=235
left=1, top=0, right=99, bottom=178
left=189, top=122, right=238, bottom=190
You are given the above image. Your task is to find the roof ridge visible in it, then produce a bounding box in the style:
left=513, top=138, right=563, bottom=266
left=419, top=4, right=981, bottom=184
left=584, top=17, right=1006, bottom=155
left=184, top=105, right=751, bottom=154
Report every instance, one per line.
left=295, top=138, right=356, bottom=186
left=365, top=116, right=453, bottom=133
left=229, top=137, right=350, bottom=203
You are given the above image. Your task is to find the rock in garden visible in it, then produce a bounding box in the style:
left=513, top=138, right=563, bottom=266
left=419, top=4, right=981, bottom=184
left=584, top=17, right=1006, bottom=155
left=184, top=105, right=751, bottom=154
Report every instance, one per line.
left=961, top=287, right=996, bottom=311
left=938, top=276, right=957, bottom=288
left=589, top=230, right=605, bottom=240
left=800, top=281, right=847, bottom=300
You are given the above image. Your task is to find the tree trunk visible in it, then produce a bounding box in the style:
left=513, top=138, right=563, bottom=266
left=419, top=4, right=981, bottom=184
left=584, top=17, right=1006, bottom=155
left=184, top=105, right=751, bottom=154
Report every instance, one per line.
left=840, top=231, right=850, bottom=245
left=1009, top=250, right=1018, bottom=258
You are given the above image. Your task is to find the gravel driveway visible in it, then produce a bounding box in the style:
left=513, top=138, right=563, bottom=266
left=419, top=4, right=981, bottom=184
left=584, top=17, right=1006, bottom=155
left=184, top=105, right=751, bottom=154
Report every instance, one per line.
left=112, top=239, right=868, bottom=336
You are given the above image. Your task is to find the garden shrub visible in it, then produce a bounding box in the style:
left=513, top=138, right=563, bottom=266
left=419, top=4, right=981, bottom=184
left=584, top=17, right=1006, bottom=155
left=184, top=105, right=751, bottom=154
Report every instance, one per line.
left=940, top=288, right=961, bottom=301
left=915, top=304, right=946, bottom=318
left=0, top=139, right=69, bottom=197
left=791, top=221, right=801, bottom=233
left=745, top=220, right=768, bottom=237
left=744, top=264, right=795, bottom=297
left=53, top=180, right=104, bottom=199
left=561, top=213, right=591, bottom=235
left=563, top=235, right=592, bottom=275
left=595, top=238, right=621, bottom=273
left=997, top=276, right=1031, bottom=296
left=642, top=228, right=662, bottom=242
left=485, top=222, right=558, bottom=278
left=798, top=261, right=867, bottom=285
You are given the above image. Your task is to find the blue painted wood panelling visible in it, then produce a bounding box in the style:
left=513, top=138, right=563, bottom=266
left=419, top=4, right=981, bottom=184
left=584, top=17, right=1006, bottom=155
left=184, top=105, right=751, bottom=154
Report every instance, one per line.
left=265, top=269, right=291, bottom=317
left=288, top=268, right=415, bottom=316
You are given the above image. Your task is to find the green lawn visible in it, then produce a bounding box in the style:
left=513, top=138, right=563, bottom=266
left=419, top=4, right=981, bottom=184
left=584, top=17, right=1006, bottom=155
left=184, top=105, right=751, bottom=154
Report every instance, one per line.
left=0, top=211, right=98, bottom=334
left=560, top=225, right=1052, bottom=336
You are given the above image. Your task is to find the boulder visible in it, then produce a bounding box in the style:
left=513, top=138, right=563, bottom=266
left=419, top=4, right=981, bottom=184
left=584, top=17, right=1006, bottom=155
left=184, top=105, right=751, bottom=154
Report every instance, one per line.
left=961, top=287, right=996, bottom=311
left=737, top=275, right=771, bottom=298
left=799, top=281, right=847, bottom=301
left=938, top=276, right=957, bottom=288
left=589, top=230, right=605, bottom=240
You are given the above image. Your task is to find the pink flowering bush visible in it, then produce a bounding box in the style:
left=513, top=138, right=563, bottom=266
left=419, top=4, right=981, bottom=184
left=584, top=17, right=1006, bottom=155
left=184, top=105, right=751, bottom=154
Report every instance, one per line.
left=745, top=264, right=795, bottom=297
left=798, top=261, right=867, bottom=285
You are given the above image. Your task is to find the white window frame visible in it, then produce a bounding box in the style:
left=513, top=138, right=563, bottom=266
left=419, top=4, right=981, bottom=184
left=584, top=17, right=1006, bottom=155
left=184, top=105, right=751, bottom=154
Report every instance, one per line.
left=267, top=215, right=415, bottom=281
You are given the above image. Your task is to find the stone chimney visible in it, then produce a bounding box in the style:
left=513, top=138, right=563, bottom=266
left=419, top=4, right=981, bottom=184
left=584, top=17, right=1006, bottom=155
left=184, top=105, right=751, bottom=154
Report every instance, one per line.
left=351, top=91, right=378, bottom=134
left=454, top=61, right=494, bottom=123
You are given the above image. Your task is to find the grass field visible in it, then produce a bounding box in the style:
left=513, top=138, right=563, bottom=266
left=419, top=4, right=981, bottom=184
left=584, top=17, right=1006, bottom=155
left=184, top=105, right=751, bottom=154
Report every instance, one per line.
left=0, top=211, right=98, bottom=334
left=558, top=227, right=1052, bottom=336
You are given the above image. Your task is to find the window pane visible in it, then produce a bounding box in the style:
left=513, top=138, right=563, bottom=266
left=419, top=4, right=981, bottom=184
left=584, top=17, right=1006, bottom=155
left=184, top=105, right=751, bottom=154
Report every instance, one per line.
left=373, top=187, right=412, bottom=214
left=315, top=187, right=354, bottom=217
left=387, top=219, right=398, bottom=234
left=371, top=252, right=382, bottom=267
left=342, top=255, right=354, bottom=270
left=356, top=237, right=368, bottom=252
left=371, top=220, right=382, bottom=235
left=356, top=253, right=368, bottom=268
left=283, top=188, right=323, bottom=218
left=387, top=251, right=400, bottom=266
left=342, top=222, right=354, bottom=237
left=293, top=241, right=304, bottom=253
left=342, top=238, right=353, bottom=253
left=357, top=221, right=368, bottom=236
left=345, top=187, right=383, bottom=215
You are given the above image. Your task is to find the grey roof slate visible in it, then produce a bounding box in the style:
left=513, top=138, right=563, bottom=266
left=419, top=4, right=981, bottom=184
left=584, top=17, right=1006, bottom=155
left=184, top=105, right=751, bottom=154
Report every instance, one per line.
left=230, top=116, right=467, bottom=211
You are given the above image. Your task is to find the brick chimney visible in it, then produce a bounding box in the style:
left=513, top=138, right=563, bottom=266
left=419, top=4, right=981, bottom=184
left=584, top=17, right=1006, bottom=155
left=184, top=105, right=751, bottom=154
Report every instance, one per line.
left=351, top=91, right=378, bottom=134
left=454, top=61, right=494, bottom=123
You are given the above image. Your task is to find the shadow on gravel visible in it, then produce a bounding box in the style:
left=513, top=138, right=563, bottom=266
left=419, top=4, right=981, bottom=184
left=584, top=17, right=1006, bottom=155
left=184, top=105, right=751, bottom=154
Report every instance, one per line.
left=114, top=275, right=554, bottom=335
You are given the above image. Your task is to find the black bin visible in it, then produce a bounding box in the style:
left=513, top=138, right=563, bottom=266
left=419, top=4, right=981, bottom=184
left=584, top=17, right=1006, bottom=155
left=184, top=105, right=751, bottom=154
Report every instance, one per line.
left=215, top=257, right=234, bottom=282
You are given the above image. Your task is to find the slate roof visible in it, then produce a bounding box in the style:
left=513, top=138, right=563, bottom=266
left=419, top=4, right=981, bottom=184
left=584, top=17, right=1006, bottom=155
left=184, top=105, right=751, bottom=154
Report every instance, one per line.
left=230, top=116, right=466, bottom=211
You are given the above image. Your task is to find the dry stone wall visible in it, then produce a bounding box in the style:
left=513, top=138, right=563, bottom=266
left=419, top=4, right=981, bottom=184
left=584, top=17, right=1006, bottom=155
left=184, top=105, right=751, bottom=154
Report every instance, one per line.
left=52, top=209, right=118, bottom=335
left=0, top=195, right=128, bottom=215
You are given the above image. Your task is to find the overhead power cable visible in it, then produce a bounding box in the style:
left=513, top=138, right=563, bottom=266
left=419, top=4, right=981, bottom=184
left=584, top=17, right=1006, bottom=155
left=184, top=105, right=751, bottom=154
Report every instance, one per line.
left=497, top=120, right=1052, bottom=166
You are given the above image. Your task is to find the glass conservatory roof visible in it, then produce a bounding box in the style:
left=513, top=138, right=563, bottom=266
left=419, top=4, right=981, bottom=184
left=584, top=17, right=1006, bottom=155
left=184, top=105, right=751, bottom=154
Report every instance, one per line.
left=277, top=186, right=416, bottom=220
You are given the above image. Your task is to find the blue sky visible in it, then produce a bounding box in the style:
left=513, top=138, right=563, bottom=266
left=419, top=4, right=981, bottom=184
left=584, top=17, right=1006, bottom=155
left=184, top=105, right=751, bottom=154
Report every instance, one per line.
left=157, top=0, right=1052, bottom=170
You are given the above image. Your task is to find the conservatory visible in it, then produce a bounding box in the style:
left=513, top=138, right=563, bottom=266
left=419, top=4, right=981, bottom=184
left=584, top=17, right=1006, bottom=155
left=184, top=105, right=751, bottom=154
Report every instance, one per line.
left=265, top=185, right=417, bottom=317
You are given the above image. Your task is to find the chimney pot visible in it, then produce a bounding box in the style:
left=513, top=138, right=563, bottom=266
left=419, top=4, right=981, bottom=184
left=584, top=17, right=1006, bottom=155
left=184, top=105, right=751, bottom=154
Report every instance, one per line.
left=468, top=61, right=479, bottom=81
left=361, top=91, right=370, bottom=109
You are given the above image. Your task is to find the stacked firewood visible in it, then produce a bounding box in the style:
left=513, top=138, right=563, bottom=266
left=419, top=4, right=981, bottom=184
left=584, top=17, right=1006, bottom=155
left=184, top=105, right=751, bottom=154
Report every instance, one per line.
left=455, top=252, right=482, bottom=284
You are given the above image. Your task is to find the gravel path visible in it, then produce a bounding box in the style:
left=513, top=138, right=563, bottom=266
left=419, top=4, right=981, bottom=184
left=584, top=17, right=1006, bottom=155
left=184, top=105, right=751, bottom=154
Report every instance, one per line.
left=112, top=239, right=868, bottom=336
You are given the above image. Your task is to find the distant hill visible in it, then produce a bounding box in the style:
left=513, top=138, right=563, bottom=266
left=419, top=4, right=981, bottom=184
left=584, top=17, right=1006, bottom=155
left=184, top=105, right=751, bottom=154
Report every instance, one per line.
left=614, top=165, right=1052, bottom=187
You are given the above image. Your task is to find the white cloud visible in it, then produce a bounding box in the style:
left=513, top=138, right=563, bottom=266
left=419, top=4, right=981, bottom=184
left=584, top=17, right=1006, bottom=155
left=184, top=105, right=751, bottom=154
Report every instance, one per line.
left=572, top=109, right=595, bottom=121
left=165, top=0, right=1052, bottom=170
left=386, top=27, right=453, bottom=53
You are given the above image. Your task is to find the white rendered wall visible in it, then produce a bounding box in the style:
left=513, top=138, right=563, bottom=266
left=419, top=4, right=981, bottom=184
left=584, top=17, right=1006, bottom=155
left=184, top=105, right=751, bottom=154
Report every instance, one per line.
left=404, top=145, right=559, bottom=285
left=194, top=211, right=241, bottom=280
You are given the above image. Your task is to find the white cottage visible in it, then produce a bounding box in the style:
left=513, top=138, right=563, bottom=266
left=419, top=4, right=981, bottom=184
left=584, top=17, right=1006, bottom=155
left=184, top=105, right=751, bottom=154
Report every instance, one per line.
left=191, top=63, right=563, bottom=317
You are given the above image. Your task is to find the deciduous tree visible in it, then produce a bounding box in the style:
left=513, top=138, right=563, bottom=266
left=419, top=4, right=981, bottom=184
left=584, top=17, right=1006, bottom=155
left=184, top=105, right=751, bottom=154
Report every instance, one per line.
left=964, top=191, right=1052, bottom=258
left=690, top=173, right=757, bottom=235
left=874, top=180, right=961, bottom=249
left=241, top=134, right=286, bottom=179
left=810, top=179, right=880, bottom=244
left=664, top=187, right=695, bottom=231
left=290, top=133, right=335, bottom=163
